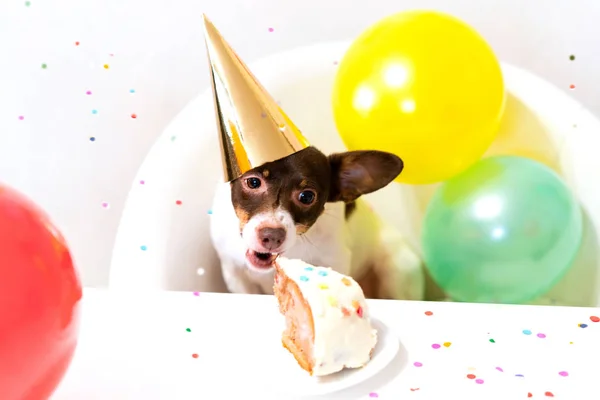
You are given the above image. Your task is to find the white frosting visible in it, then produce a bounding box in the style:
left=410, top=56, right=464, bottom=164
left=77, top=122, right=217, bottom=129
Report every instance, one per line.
left=277, top=257, right=377, bottom=376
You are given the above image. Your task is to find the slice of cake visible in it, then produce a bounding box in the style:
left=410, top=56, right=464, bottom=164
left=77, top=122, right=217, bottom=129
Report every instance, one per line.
left=273, top=257, right=377, bottom=377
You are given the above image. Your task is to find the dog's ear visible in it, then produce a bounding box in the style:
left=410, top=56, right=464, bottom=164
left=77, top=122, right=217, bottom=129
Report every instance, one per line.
left=328, top=150, right=403, bottom=203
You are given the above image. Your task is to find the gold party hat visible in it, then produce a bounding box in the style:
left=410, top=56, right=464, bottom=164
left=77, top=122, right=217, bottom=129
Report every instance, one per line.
left=202, top=14, right=310, bottom=182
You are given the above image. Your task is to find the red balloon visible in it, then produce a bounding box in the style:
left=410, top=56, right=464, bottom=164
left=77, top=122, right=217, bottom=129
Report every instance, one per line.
left=0, top=185, right=82, bottom=400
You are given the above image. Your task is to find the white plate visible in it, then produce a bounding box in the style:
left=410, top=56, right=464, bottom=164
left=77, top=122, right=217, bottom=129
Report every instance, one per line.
left=268, top=318, right=399, bottom=397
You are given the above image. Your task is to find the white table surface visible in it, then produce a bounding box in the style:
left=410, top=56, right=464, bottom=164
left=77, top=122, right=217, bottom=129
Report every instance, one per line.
left=52, top=288, right=600, bottom=399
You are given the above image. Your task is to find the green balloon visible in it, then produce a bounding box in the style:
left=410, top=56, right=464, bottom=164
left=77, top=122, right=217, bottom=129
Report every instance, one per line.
left=422, top=156, right=582, bottom=304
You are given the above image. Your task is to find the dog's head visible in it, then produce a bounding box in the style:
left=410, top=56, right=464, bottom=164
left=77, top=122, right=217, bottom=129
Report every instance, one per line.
left=230, top=146, right=403, bottom=272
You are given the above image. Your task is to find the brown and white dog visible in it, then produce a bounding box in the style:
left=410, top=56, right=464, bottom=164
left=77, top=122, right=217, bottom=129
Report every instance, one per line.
left=209, top=146, right=424, bottom=300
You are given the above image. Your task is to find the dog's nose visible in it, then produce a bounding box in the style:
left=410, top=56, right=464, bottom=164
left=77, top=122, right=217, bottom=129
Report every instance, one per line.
left=258, top=227, right=286, bottom=251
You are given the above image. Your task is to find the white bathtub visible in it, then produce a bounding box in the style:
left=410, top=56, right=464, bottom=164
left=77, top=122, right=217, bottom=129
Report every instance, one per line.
left=108, top=41, right=600, bottom=307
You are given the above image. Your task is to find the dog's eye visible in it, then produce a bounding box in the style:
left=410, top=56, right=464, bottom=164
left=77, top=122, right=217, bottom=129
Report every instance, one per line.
left=246, top=177, right=262, bottom=189
left=298, top=190, right=316, bottom=205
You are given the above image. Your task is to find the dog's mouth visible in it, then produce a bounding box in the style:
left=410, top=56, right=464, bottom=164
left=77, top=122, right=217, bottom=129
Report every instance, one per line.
left=245, top=249, right=278, bottom=270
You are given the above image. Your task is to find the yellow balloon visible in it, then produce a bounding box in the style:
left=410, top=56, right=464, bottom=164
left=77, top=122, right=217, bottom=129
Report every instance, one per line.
left=332, top=11, right=506, bottom=184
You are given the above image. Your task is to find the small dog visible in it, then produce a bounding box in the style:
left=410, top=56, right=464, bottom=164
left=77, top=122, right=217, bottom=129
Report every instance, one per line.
left=209, top=146, right=424, bottom=300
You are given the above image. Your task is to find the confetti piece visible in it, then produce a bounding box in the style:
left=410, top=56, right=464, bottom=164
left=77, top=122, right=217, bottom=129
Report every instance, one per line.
left=467, top=374, right=476, bottom=379
left=528, top=393, right=532, bottom=398
left=207, top=209, right=212, bottom=215
left=129, top=89, right=135, bottom=94
left=496, top=367, right=504, bottom=372
left=431, top=344, right=441, bottom=349
left=318, top=283, right=328, bottom=290
left=545, top=392, right=554, bottom=397
left=368, top=393, right=378, bottom=398
left=522, top=329, right=532, bottom=335
left=186, top=328, right=191, bottom=332
left=75, top=41, right=80, bottom=46
left=89, top=137, right=95, bottom=142
left=410, top=388, right=420, bottom=391
left=341, top=277, right=352, bottom=286
left=92, top=109, right=98, bottom=114
left=41, top=63, right=47, bottom=69
left=86, top=90, right=92, bottom=95
left=103, top=64, right=110, bottom=69
left=268, top=27, right=274, bottom=32
left=140, top=245, right=147, bottom=251
left=570, top=55, right=576, bottom=61
left=25, top=1, right=31, bottom=6
left=304, top=266, right=313, bottom=271
left=318, top=270, right=328, bottom=277
left=559, top=371, right=568, bottom=377
left=413, top=361, right=423, bottom=367
left=579, top=323, right=588, bottom=328
left=537, top=333, right=546, bottom=338
left=341, top=307, right=351, bottom=316
left=333, top=60, right=339, bottom=65
left=197, top=268, right=205, bottom=276
left=299, top=276, right=309, bottom=282
left=570, top=84, right=575, bottom=90
left=175, top=200, right=182, bottom=205
left=192, top=353, right=198, bottom=359
left=139, top=180, right=145, bottom=185
left=18, top=116, right=24, bottom=120
left=131, top=113, right=137, bottom=119
left=475, top=379, right=484, bottom=384
left=170, top=136, right=177, bottom=142
left=443, top=342, right=451, bottom=347
left=515, top=374, right=524, bottom=378
left=591, top=316, right=600, bottom=322
left=424, top=311, right=433, bottom=316
left=101, top=201, right=110, bottom=209
left=193, top=291, right=200, bottom=296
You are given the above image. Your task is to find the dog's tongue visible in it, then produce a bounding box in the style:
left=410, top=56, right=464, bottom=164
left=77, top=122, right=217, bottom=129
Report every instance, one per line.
left=246, top=249, right=278, bottom=269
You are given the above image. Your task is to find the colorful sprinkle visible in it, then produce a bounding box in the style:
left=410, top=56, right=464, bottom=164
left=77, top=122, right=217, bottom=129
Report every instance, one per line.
left=140, top=245, right=147, bottom=251
left=569, top=55, right=576, bottom=61
left=327, top=296, right=337, bottom=307
left=299, top=276, right=309, bottom=282
left=413, top=362, right=423, bottom=367
left=207, top=209, right=213, bottom=215
left=333, top=60, right=339, bottom=65
left=41, top=63, right=47, bottom=69
left=25, top=1, right=31, bottom=6
left=18, top=116, right=24, bottom=120
left=559, top=371, right=569, bottom=377
left=410, top=388, right=420, bottom=391
left=432, top=343, right=441, bottom=349
left=368, top=393, right=378, bottom=398
left=103, top=64, right=110, bottom=69
left=424, top=311, right=433, bottom=316
left=170, top=135, right=177, bottom=142
left=341, top=307, right=351, bottom=317
left=75, top=41, right=80, bottom=46
left=318, top=283, right=328, bottom=290
left=139, top=180, right=145, bottom=185
left=129, top=89, right=135, bottom=94
left=496, top=367, right=504, bottom=372
left=186, top=328, right=191, bottom=332
left=515, top=374, right=524, bottom=378
left=341, top=277, right=352, bottom=286
left=489, top=338, right=496, bottom=343
left=92, top=109, right=98, bottom=114
left=528, top=393, right=533, bottom=398
left=131, top=113, right=137, bottom=119
left=537, top=333, right=547, bottom=338
left=101, top=201, right=110, bottom=209
left=475, top=379, right=484, bottom=384
left=356, top=306, right=363, bottom=318
left=196, top=268, right=205, bottom=276
left=304, top=266, right=313, bottom=272
left=443, top=342, right=451, bottom=347
left=570, top=84, right=575, bottom=90
left=191, top=353, right=198, bottom=359
left=522, top=329, right=532, bottom=335
left=175, top=200, right=182, bottom=205
left=193, top=291, right=200, bottom=296
left=579, top=323, right=588, bottom=328
left=89, top=137, right=96, bottom=142
left=318, top=270, right=328, bottom=277
left=545, top=392, right=554, bottom=397
left=591, top=316, right=600, bottom=322
left=86, top=90, right=92, bottom=95
left=268, top=27, right=274, bottom=32
left=467, top=374, right=476, bottom=379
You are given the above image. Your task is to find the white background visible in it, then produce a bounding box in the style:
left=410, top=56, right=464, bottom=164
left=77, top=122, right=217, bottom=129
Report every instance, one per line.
left=0, top=0, right=599, bottom=287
